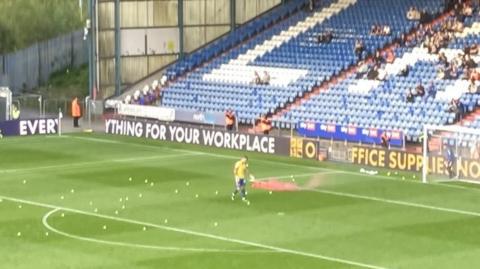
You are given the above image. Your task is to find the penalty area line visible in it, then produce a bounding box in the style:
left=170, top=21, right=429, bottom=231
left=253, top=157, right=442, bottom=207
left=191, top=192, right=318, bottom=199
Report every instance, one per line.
left=42, top=208, right=273, bottom=254
left=1, top=194, right=387, bottom=269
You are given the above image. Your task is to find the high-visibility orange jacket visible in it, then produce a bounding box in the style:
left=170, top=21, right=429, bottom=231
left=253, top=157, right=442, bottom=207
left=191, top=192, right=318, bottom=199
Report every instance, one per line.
left=72, top=98, right=81, bottom=117
left=225, top=112, right=235, bottom=126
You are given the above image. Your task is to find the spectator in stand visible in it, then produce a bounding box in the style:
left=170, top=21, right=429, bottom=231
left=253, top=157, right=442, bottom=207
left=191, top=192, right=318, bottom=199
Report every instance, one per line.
left=356, top=61, right=369, bottom=79
left=124, top=95, right=132, bottom=104
left=449, top=64, right=459, bottom=79
left=370, top=24, right=381, bottom=35
left=464, top=54, right=477, bottom=69
left=317, top=31, right=333, bottom=43
left=406, top=89, right=415, bottom=103
left=407, top=6, right=421, bottom=20
left=399, top=65, right=410, bottom=77
left=437, top=66, right=447, bottom=79
left=457, top=53, right=467, bottom=68
left=251, top=71, right=261, bottom=85
left=354, top=39, right=365, bottom=60
left=385, top=49, right=395, bottom=64
left=261, top=71, right=271, bottom=85
left=373, top=51, right=384, bottom=65
left=383, top=25, right=391, bottom=35
left=426, top=83, right=437, bottom=99
left=225, top=109, right=236, bottom=131
left=448, top=98, right=463, bottom=121
left=468, top=44, right=478, bottom=55
left=415, top=82, right=425, bottom=97
left=160, top=73, right=168, bottom=87
left=468, top=79, right=479, bottom=93
left=470, top=69, right=480, bottom=81
left=438, top=52, right=448, bottom=67
left=405, top=33, right=418, bottom=47
left=381, top=132, right=390, bottom=148
left=367, top=65, right=379, bottom=80
left=259, top=115, right=272, bottom=135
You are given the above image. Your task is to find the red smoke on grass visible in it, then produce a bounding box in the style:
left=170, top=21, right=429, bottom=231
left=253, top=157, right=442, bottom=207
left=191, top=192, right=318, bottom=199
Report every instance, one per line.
left=251, top=173, right=329, bottom=192
left=251, top=179, right=299, bottom=192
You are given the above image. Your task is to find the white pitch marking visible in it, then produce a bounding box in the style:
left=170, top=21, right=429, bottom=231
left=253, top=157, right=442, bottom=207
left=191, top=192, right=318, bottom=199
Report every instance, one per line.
left=2, top=194, right=386, bottom=269
left=42, top=208, right=271, bottom=253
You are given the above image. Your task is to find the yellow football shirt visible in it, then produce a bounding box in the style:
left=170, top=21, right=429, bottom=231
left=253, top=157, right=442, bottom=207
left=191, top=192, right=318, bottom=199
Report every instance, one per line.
left=234, top=160, right=247, bottom=179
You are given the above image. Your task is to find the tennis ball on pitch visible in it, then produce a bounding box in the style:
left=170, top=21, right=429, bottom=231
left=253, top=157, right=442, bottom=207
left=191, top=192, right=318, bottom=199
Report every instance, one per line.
left=144, top=179, right=148, bottom=184
left=128, top=177, right=132, bottom=182
left=413, top=175, right=416, bottom=179
left=195, top=194, right=199, bottom=198
left=394, top=171, right=398, bottom=175
left=94, top=208, right=98, bottom=213
left=61, top=213, right=65, bottom=218
left=125, top=196, right=129, bottom=201
left=16, top=232, right=21, bottom=237
left=60, top=195, right=64, bottom=200
left=164, top=219, right=168, bottom=224
left=215, top=190, right=219, bottom=195
left=102, top=225, right=107, bottom=230
left=18, top=205, right=22, bottom=209
left=402, top=176, right=405, bottom=180
left=150, top=182, right=154, bottom=187
left=89, top=201, right=93, bottom=206
left=138, top=193, right=143, bottom=198
left=70, top=189, right=75, bottom=194
left=0, top=198, right=3, bottom=202
left=143, top=226, right=147, bottom=231
left=22, top=180, right=27, bottom=184
left=213, top=222, right=218, bottom=227
left=45, top=232, right=49, bottom=237
left=186, top=181, right=190, bottom=186
left=269, top=191, right=273, bottom=195
left=119, top=198, right=123, bottom=202
left=114, top=210, right=119, bottom=215
left=387, top=172, right=391, bottom=176
left=174, top=189, right=179, bottom=194
left=121, top=205, right=126, bottom=210
left=247, top=201, right=251, bottom=206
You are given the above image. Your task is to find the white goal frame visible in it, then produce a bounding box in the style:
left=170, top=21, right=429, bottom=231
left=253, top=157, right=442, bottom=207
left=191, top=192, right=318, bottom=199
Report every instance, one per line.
left=422, top=124, right=480, bottom=184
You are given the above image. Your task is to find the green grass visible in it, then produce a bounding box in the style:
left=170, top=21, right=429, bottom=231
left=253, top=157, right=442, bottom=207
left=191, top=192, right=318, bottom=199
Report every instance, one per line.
left=2, top=133, right=480, bottom=269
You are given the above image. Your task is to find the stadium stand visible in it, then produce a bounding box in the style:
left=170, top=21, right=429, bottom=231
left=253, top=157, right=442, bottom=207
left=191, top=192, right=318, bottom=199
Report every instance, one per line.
left=277, top=3, right=480, bottom=142
left=159, top=0, right=444, bottom=124
left=121, top=0, right=480, bottom=144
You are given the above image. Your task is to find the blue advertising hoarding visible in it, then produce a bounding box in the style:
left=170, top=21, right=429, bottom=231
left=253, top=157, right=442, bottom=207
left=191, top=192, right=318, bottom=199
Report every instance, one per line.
left=0, top=118, right=59, bottom=137
left=297, top=122, right=404, bottom=147
left=175, top=109, right=225, bottom=126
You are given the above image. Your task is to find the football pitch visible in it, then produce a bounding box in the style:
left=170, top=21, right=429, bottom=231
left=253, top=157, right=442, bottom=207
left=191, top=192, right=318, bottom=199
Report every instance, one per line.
left=2, top=133, right=480, bottom=269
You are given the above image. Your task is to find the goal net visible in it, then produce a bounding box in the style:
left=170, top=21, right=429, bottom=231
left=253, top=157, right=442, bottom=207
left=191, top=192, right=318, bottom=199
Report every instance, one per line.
left=422, top=125, right=480, bottom=184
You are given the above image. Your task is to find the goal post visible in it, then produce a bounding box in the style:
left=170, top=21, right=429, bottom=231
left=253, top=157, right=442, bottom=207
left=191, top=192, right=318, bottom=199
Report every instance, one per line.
left=422, top=124, right=480, bottom=184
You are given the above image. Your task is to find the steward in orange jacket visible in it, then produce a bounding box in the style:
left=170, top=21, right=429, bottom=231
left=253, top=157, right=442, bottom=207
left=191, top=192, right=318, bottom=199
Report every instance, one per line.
left=71, top=97, right=81, bottom=127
